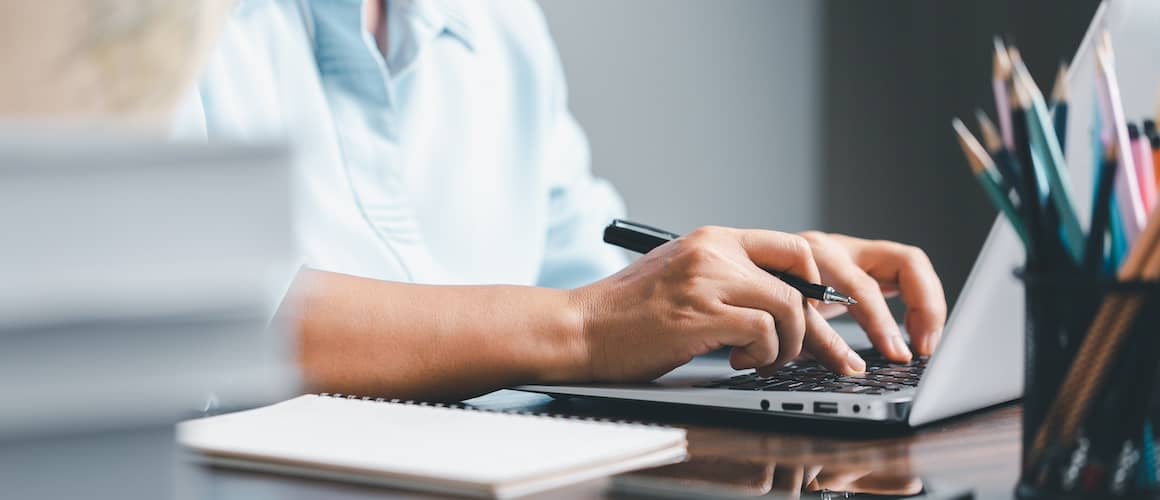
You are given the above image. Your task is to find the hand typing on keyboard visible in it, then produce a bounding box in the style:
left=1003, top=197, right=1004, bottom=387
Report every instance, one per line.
left=570, top=227, right=947, bottom=386
left=696, top=349, right=929, bottom=394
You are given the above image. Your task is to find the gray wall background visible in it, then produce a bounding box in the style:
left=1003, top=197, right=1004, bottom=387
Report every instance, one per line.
left=539, top=0, right=1099, bottom=305
left=538, top=0, right=823, bottom=234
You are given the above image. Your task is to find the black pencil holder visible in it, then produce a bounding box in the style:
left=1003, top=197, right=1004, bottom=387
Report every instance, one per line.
left=1016, top=269, right=1160, bottom=499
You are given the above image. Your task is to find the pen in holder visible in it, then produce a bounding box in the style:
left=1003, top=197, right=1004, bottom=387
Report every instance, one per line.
left=1017, top=269, right=1160, bottom=499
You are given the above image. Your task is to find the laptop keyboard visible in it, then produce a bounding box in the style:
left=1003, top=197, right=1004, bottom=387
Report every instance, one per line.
left=692, top=349, right=928, bottom=395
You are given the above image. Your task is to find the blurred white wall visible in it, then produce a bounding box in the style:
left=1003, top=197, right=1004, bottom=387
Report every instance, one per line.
left=539, top=0, right=823, bottom=234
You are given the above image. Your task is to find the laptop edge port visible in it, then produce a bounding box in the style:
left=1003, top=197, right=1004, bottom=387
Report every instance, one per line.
left=813, top=402, right=839, bottom=414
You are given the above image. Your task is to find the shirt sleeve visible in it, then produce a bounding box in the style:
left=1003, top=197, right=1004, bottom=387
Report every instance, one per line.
left=532, top=14, right=630, bottom=290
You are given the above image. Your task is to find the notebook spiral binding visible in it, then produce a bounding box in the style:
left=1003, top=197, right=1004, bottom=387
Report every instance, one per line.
left=317, top=393, right=667, bottom=429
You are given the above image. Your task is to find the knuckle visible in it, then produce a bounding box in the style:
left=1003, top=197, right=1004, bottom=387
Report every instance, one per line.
left=682, top=245, right=720, bottom=271
left=775, top=282, right=804, bottom=309
left=688, top=225, right=724, bottom=241
left=674, top=241, right=708, bottom=269
left=786, top=234, right=812, bottom=257
left=898, top=244, right=928, bottom=265
left=798, top=230, right=826, bottom=245
left=749, top=311, right=776, bottom=336
left=788, top=236, right=817, bottom=271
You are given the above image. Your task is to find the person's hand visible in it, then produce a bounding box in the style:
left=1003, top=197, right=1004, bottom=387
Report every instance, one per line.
left=798, top=232, right=946, bottom=361
left=567, top=226, right=866, bottom=383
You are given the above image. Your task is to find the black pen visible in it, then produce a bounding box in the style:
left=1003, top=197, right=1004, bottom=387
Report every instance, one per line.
left=603, top=219, right=858, bottom=306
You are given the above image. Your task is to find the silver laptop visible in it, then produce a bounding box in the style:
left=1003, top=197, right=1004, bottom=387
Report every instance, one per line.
left=519, top=216, right=1023, bottom=426
left=518, top=0, right=1160, bottom=426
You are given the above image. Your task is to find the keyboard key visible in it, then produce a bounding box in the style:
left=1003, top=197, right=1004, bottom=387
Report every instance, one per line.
left=700, top=354, right=927, bottom=393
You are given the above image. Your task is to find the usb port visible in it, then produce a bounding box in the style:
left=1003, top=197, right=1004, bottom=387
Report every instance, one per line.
left=813, top=402, right=838, bottom=414
left=781, top=403, right=804, bottom=411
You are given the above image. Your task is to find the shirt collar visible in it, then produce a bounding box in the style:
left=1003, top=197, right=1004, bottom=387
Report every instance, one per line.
left=396, top=0, right=475, bottom=51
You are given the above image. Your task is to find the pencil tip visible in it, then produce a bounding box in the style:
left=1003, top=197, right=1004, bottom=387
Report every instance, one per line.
left=951, top=117, right=968, bottom=136
left=1097, top=31, right=1115, bottom=66
left=951, top=118, right=990, bottom=175
left=992, top=37, right=1011, bottom=78
left=1007, top=46, right=1023, bottom=66
left=1052, top=63, right=1069, bottom=103
left=1011, top=77, right=1031, bottom=109
left=975, top=110, right=1002, bottom=152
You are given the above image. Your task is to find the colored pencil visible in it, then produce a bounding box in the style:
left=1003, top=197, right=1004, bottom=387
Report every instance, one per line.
left=1084, top=143, right=1119, bottom=275
left=1050, top=63, right=1070, bottom=152
left=1129, top=123, right=1158, bottom=213
left=1090, top=97, right=1125, bottom=273
left=1012, top=57, right=1086, bottom=264
left=953, top=118, right=1030, bottom=246
left=1146, top=120, right=1160, bottom=195
left=976, top=109, right=1019, bottom=195
left=1094, top=32, right=1148, bottom=247
left=1009, top=61, right=1046, bottom=262
left=993, top=38, right=1016, bottom=151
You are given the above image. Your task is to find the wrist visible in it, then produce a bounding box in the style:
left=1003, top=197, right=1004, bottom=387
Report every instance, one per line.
left=530, top=287, right=593, bottom=384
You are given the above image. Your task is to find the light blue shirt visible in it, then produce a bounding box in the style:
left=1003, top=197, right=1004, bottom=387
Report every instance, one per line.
left=173, top=0, right=628, bottom=290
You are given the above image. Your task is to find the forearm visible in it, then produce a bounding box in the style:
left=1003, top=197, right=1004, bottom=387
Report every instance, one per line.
left=288, top=269, right=589, bottom=401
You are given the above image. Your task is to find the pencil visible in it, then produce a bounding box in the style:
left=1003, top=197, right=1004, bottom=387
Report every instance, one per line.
left=1129, top=123, right=1158, bottom=213
left=1012, top=59, right=1086, bottom=264
left=976, top=110, right=1019, bottom=195
left=993, top=38, right=1016, bottom=151
left=1009, top=59, right=1046, bottom=262
left=1095, top=32, right=1148, bottom=247
left=1050, top=63, right=1069, bottom=153
left=1084, top=143, right=1119, bottom=275
left=953, top=118, right=1030, bottom=246
left=1145, top=120, right=1160, bottom=195
left=1141, top=424, right=1158, bottom=488
left=1090, top=90, right=1121, bottom=275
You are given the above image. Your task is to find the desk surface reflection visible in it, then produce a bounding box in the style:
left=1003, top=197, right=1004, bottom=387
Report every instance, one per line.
left=191, top=390, right=1019, bottom=499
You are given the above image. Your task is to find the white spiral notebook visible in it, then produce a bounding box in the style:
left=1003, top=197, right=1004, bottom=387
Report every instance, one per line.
left=177, top=394, right=687, bottom=498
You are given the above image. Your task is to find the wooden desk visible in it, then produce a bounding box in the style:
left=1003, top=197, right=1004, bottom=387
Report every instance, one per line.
left=191, top=390, right=1020, bottom=499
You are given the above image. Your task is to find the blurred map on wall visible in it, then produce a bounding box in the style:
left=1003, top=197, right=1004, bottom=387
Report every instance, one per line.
left=0, top=0, right=233, bottom=123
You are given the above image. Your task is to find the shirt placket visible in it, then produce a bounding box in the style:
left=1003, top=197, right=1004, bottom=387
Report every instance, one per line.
left=310, top=0, right=432, bottom=281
